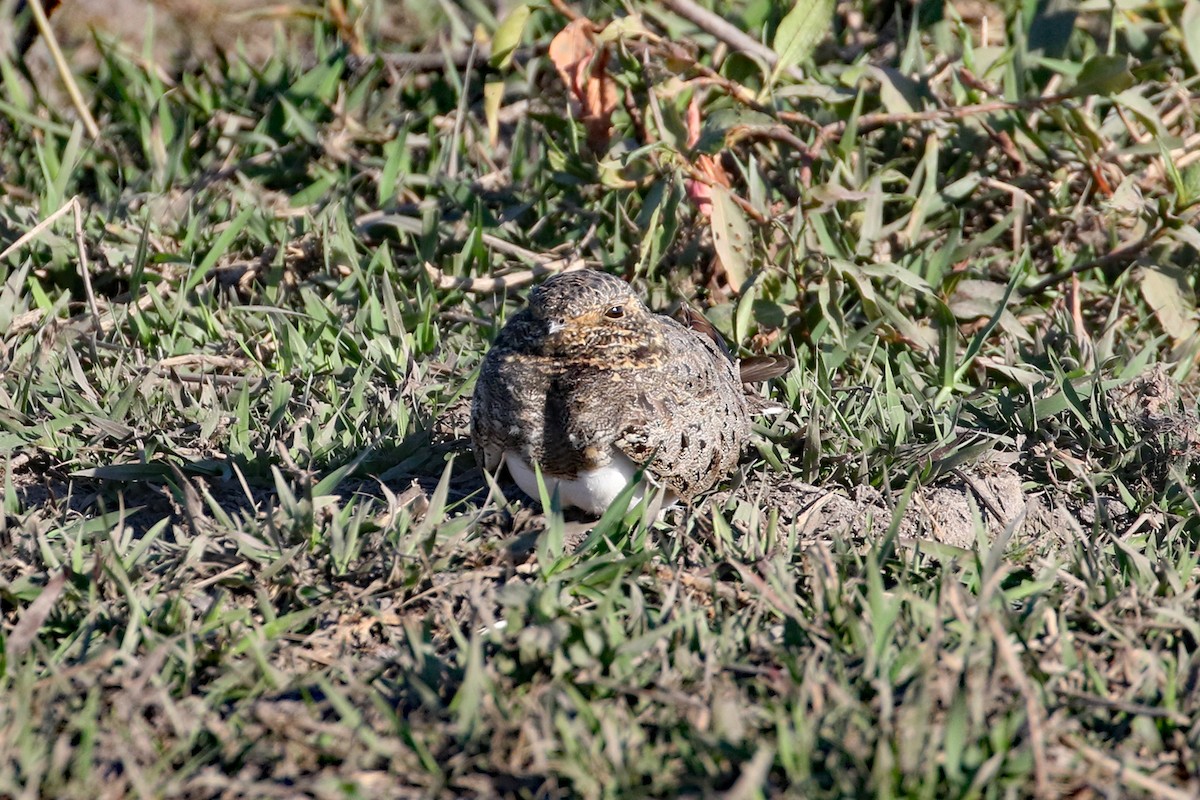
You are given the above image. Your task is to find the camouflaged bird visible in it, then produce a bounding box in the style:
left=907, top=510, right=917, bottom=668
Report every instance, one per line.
left=470, top=270, right=791, bottom=515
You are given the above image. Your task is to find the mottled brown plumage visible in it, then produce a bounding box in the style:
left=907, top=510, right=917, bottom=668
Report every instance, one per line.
left=470, top=270, right=790, bottom=514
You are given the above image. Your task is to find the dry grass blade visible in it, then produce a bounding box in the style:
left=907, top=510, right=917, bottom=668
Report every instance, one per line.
left=1063, top=735, right=1199, bottom=800
left=984, top=612, right=1050, bottom=798
left=25, top=0, right=99, bottom=139
left=0, top=194, right=77, bottom=261
left=72, top=196, right=100, bottom=326
left=7, top=571, right=67, bottom=658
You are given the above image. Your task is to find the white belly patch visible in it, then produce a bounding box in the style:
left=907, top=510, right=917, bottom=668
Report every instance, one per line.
left=504, top=450, right=675, bottom=516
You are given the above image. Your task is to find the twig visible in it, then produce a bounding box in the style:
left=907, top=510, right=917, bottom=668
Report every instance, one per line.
left=27, top=0, right=100, bottom=139
left=154, top=354, right=252, bottom=372
left=395, top=567, right=506, bottom=611
left=8, top=273, right=172, bottom=337
left=951, top=467, right=1012, bottom=526
left=1057, top=688, right=1192, bottom=725
left=5, top=452, right=33, bottom=473
left=723, top=746, right=775, bottom=800
left=1019, top=219, right=1181, bottom=296
left=358, top=45, right=541, bottom=73
left=1063, top=735, right=1197, bottom=800
left=189, top=562, right=250, bottom=592
left=161, top=372, right=259, bottom=387
left=655, top=564, right=752, bottom=604
left=657, top=0, right=780, bottom=69
left=356, top=212, right=590, bottom=273
left=547, top=0, right=580, bottom=21
left=820, top=94, right=1074, bottom=142
left=636, top=38, right=753, bottom=106
left=423, top=259, right=584, bottom=293
left=326, top=0, right=365, bottom=57
left=478, top=232, right=564, bottom=264
left=980, top=177, right=1039, bottom=213
left=627, top=39, right=822, bottom=135
left=373, top=51, right=471, bottom=71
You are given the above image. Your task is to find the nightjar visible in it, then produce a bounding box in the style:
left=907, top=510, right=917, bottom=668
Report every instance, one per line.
left=470, top=270, right=790, bottom=515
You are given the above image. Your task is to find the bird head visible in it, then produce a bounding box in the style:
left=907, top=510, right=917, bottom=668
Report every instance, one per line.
left=527, top=270, right=663, bottom=362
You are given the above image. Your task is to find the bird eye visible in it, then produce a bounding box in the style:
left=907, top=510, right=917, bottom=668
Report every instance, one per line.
left=605, top=306, right=625, bottom=319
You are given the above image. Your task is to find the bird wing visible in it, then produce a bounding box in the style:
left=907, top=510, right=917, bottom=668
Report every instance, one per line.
left=471, top=314, right=542, bottom=472
left=611, top=401, right=689, bottom=494
left=469, top=356, right=508, bottom=471
left=740, top=354, right=792, bottom=383
left=609, top=316, right=747, bottom=499
left=680, top=303, right=792, bottom=383
left=678, top=302, right=733, bottom=359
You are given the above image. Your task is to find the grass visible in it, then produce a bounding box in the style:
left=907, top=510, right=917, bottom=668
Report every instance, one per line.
left=1, top=0, right=1199, bottom=796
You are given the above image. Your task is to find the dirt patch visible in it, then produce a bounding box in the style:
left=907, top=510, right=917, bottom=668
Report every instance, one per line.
left=715, top=466, right=1118, bottom=556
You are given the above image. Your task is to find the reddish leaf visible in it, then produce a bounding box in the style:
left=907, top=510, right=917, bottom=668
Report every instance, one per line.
left=548, top=18, right=618, bottom=151
left=685, top=93, right=702, bottom=148
left=582, top=47, right=619, bottom=151
left=684, top=96, right=730, bottom=218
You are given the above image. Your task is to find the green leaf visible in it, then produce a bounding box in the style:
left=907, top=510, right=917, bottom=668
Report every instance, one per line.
left=935, top=256, right=1027, bottom=407
left=694, top=108, right=778, bottom=154
left=279, top=96, right=320, bottom=144
left=709, top=186, right=752, bottom=290
left=770, top=0, right=835, bottom=83
left=489, top=4, right=530, bottom=70
left=635, top=180, right=680, bottom=276
left=1183, top=162, right=1200, bottom=208
left=312, top=458, right=361, bottom=498
left=735, top=281, right=756, bottom=344
left=483, top=79, right=504, bottom=148
left=1183, top=0, right=1200, bottom=75
left=378, top=131, right=407, bottom=205
left=856, top=175, right=884, bottom=256
left=449, top=631, right=489, bottom=735
left=184, top=204, right=254, bottom=295
left=3, top=456, right=18, bottom=515
left=73, top=463, right=172, bottom=481
left=1159, top=138, right=1188, bottom=206
left=1070, top=54, right=1134, bottom=97
left=1140, top=265, right=1199, bottom=345
left=1114, top=89, right=1165, bottom=136
left=869, top=66, right=922, bottom=113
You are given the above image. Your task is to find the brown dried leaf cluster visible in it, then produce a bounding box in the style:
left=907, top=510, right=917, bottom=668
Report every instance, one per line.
left=547, top=18, right=619, bottom=152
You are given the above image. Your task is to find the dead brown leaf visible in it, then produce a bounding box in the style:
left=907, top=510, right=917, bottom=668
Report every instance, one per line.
left=548, top=17, right=619, bottom=151
left=8, top=571, right=67, bottom=658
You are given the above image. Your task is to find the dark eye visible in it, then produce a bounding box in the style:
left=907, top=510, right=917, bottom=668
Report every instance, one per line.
left=605, top=306, right=625, bottom=319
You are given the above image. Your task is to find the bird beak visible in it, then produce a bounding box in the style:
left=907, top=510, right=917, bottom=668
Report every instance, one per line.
left=547, top=320, right=565, bottom=335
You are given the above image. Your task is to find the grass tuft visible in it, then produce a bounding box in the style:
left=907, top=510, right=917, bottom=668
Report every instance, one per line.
left=1, top=0, right=1198, bottom=797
